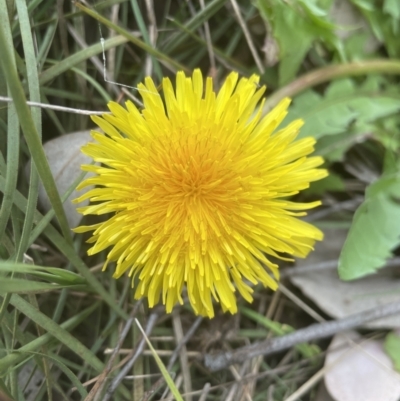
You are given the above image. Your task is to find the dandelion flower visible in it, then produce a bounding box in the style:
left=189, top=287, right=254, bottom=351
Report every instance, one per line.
left=74, top=69, right=327, bottom=318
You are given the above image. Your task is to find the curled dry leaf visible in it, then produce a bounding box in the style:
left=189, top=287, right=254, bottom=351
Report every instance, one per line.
left=325, top=331, right=400, bottom=401
left=290, top=228, right=400, bottom=328
left=27, top=131, right=95, bottom=228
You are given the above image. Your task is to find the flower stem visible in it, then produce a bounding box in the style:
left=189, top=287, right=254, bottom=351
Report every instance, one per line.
left=264, top=59, right=400, bottom=111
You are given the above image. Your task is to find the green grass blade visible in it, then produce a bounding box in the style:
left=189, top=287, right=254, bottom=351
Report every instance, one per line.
left=0, top=0, right=20, bottom=245
left=0, top=263, right=86, bottom=285
left=8, top=295, right=104, bottom=372
left=39, top=35, right=128, bottom=86
left=0, top=175, right=129, bottom=320
left=0, top=302, right=100, bottom=373
left=0, top=22, right=73, bottom=246
left=44, top=352, right=88, bottom=398
left=70, top=66, right=112, bottom=102
left=75, top=3, right=189, bottom=73
left=129, top=0, right=163, bottom=79
left=169, top=17, right=248, bottom=73
left=15, top=0, right=42, bottom=262
left=135, top=318, right=184, bottom=401
left=0, top=279, right=67, bottom=294
left=163, top=0, right=227, bottom=53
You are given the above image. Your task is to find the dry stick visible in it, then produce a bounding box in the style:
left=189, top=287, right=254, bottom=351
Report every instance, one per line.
left=230, top=0, right=264, bottom=74
left=278, top=284, right=325, bottom=323
left=84, top=300, right=143, bottom=401
left=144, top=0, right=157, bottom=77
left=0, top=95, right=109, bottom=115
left=172, top=311, right=192, bottom=401
left=106, top=4, right=120, bottom=93
left=178, top=358, right=313, bottom=399
left=204, top=300, right=400, bottom=371
left=167, top=316, right=203, bottom=370
left=199, top=0, right=216, bottom=73
left=198, top=383, right=211, bottom=401
left=225, top=361, right=251, bottom=401
left=101, top=313, right=158, bottom=401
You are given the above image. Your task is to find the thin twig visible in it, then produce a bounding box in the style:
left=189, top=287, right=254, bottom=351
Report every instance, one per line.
left=0, top=95, right=109, bottom=115
left=204, top=300, right=400, bottom=371
left=172, top=311, right=192, bottom=401
left=278, top=283, right=325, bottom=323
left=230, top=0, right=264, bottom=74
left=175, top=359, right=313, bottom=399
left=199, top=0, right=216, bottom=72
left=144, top=0, right=158, bottom=77
left=85, top=300, right=142, bottom=401
left=167, top=316, right=203, bottom=370
left=226, top=362, right=251, bottom=401
left=104, top=349, right=201, bottom=357
left=101, top=313, right=158, bottom=401
left=67, top=24, right=143, bottom=105
left=107, top=4, right=120, bottom=93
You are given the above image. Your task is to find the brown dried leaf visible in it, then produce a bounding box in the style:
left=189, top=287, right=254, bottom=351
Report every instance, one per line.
left=290, top=229, right=400, bottom=328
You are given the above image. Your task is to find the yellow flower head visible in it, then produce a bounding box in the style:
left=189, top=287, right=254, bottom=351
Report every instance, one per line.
left=74, top=69, right=327, bottom=318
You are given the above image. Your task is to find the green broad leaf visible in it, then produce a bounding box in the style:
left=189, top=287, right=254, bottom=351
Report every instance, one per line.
left=383, top=149, right=400, bottom=175
left=287, top=79, right=400, bottom=139
left=338, top=174, right=400, bottom=280
left=351, top=0, right=400, bottom=57
left=255, top=0, right=342, bottom=85
left=384, top=0, right=400, bottom=20
left=384, top=332, right=400, bottom=372
left=285, top=79, right=400, bottom=161
left=375, top=114, right=400, bottom=152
